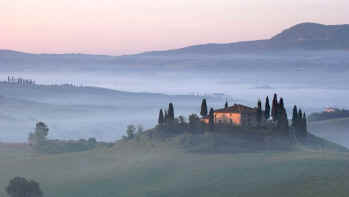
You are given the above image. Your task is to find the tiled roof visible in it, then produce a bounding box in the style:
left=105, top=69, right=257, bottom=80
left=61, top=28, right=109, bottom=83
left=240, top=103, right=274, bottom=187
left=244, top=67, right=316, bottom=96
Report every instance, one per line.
left=214, top=104, right=257, bottom=114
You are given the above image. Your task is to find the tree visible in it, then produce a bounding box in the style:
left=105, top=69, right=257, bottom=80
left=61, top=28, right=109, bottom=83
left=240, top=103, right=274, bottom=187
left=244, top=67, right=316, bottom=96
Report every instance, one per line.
left=168, top=103, right=175, bottom=121
left=158, top=109, right=164, bottom=124
left=28, top=122, right=49, bottom=146
left=256, top=100, right=262, bottom=126
left=188, top=114, right=201, bottom=131
left=164, top=110, right=168, bottom=122
left=303, top=112, right=308, bottom=137
left=277, top=108, right=289, bottom=134
left=292, top=105, right=298, bottom=127
left=126, top=125, right=136, bottom=139
left=6, top=177, right=43, bottom=197
left=271, top=93, right=278, bottom=121
left=225, top=100, right=228, bottom=109
left=209, top=108, right=215, bottom=131
left=200, top=99, right=208, bottom=117
left=265, top=96, right=270, bottom=120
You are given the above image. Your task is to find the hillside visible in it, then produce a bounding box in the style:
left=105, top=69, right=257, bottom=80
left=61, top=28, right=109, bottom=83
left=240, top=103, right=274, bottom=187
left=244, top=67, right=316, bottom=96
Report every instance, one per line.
left=0, top=132, right=348, bottom=197
left=310, top=117, right=349, bottom=148
left=144, top=23, right=349, bottom=55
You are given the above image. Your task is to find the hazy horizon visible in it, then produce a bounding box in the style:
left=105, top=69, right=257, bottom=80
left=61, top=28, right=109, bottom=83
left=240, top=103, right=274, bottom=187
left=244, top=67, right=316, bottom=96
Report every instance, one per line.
left=2, top=0, right=349, bottom=55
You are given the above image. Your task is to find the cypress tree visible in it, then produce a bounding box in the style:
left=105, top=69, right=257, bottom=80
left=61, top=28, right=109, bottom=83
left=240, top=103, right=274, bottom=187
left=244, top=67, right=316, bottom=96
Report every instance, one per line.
left=257, top=100, right=262, bottom=126
left=225, top=100, right=228, bottom=109
left=168, top=103, right=174, bottom=120
left=158, top=109, right=164, bottom=124
left=265, top=96, right=270, bottom=120
left=209, top=108, right=214, bottom=131
left=200, top=99, right=208, bottom=117
left=303, top=112, right=308, bottom=137
left=164, top=110, right=168, bottom=122
left=271, top=93, right=278, bottom=121
left=298, top=109, right=303, bottom=121
left=292, top=105, right=298, bottom=127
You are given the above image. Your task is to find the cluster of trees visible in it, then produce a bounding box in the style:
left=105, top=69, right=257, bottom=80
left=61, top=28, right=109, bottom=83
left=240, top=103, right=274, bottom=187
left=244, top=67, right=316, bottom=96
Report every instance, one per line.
left=155, top=94, right=308, bottom=137
left=123, top=124, right=144, bottom=140
left=158, top=103, right=175, bottom=124
left=259, top=94, right=308, bottom=136
left=6, top=177, right=43, bottom=197
left=28, top=122, right=106, bottom=154
left=292, top=106, right=308, bottom=138
left=7, top=76, right=36, bottom=86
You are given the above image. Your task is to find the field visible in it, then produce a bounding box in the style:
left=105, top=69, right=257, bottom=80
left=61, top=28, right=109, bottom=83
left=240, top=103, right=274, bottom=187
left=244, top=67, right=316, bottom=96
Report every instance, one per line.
left=1, top=137, right=349, bottom=197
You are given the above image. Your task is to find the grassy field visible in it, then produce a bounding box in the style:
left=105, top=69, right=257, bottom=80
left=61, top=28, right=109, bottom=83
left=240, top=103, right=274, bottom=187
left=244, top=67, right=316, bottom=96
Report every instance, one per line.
left=1, top=137, right=349, bottom=197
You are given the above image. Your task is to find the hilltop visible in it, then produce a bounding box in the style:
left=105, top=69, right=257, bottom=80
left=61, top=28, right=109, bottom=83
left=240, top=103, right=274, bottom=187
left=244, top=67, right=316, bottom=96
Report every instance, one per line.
left=145, top=23, right=349, bottom=55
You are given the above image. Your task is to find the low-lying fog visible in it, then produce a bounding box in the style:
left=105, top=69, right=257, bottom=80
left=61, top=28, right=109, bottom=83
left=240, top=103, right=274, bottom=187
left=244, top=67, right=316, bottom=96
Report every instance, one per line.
left=1, top=51, right=349, bottom=143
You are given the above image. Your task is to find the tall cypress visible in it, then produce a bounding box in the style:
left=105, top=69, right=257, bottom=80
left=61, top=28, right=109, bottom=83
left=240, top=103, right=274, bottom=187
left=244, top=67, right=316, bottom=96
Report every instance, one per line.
left=200, top=99, right=208, bottom=117
left=303, top=112, right=308, bottom=137
left=271, top=93, right=278, bottom=121
left=158, top=109, right=164, bottom=124
left=257, top=100, right=262, bottom=126
left=209, top=108, right=214, bottom=131
left=225, top=100, right=228, bottom=109
left=164, top=110, right=168, bottom=122
left=292, top=105, right=298, bottom=127
left=168, top=103, right=174, bottom=120
left=265, top=96, right=270, bottom=120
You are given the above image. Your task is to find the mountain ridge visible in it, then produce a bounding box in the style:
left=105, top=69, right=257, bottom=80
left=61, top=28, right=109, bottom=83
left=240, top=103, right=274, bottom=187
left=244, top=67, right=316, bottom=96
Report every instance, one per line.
left=1, top=22, right=349, bottom=58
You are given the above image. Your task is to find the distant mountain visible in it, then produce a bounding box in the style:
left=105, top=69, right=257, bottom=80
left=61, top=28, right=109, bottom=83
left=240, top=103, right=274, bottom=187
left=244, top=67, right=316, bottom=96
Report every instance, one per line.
left=1, top=23, right=348, bottom=59
left=144, top=23, right=349, bottom=55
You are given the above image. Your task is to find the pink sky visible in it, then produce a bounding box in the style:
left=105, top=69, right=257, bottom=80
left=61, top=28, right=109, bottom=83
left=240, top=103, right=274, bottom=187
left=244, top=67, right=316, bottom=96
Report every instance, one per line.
left=1, top=0, right=349, bottom=55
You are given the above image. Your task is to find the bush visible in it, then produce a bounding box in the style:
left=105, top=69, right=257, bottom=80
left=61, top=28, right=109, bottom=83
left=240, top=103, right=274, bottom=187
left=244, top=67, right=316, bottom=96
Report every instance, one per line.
left=6, top=177, right=43, bottom=197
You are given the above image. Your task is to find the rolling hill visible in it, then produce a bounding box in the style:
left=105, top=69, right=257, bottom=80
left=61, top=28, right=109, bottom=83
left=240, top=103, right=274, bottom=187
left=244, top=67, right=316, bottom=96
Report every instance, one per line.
left=0, top=132, right=348, bottom=197
left=310, top=117, right=349, bottom=147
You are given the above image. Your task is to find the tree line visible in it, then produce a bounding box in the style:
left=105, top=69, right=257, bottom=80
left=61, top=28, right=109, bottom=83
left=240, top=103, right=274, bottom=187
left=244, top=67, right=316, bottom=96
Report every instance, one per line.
left=157, top=93, right=308, bottom=137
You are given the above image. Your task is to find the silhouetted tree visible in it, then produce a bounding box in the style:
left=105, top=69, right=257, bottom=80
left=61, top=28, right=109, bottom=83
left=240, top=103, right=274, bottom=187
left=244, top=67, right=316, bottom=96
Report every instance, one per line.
left=225, top=101, right=228, bottom=109
left=209, top=108, right=215, bottom=131
left=303, top=112, right=308, bottom=137
left=271, top=93, right=278, bottom=121
left=292, top=105, right=298, bottom=127
left=277, top=108, right=289, bottom=134
left=257, top=100, right=262, bottom=126
left=168, top=103, right=175, bottom=121
left=265, top=96, right=270, bottom=120
left=164, top=110, right=168, bottom=122
left=6, top=177, right=43, bottom=197
left=158, top=109, right=164, bottom=124
left=200, top=99, right=208, bottom=117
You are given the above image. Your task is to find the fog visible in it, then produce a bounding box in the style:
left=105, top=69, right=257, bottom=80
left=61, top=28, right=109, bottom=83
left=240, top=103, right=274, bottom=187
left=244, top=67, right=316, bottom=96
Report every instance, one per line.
left=1, top=50, right=349, bottom=143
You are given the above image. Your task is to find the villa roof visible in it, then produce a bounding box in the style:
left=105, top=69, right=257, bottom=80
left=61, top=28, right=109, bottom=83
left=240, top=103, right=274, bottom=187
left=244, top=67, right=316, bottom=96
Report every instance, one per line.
left=214, top=104, right=257, bottom=114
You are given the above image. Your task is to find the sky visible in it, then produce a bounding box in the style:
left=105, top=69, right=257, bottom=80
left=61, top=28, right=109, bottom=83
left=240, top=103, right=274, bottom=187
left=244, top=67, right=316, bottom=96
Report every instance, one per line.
left=1, top=0, right=349, bottom=55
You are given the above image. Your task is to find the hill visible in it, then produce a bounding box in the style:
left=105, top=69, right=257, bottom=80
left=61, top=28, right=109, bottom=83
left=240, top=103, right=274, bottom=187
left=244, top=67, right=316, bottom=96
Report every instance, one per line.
left=145, top=23, right=349, bottom=55
left=0, top=131, right=348, bottom=197
left=310, top=117, right=349, bottom=148
left=1, top=23, right=349, bottom=61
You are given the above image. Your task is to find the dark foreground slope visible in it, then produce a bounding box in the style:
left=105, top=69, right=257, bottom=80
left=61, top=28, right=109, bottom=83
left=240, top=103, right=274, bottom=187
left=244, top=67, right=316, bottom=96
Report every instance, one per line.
left=0, top=130, right=348, bottom=197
